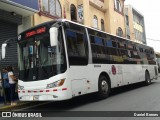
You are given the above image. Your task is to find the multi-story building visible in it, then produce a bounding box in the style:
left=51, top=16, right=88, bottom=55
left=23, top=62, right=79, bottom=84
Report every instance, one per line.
left=124, top=5, right=146, bottom=44
left=0, top=0, right=127, bottom=70
left=31, top=0, right=126, bottom=37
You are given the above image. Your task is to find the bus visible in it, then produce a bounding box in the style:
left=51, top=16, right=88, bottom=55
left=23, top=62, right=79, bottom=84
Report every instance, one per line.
left=1, top=19, right=158, bottom=101
left=156, top=53, right=160, bottom=73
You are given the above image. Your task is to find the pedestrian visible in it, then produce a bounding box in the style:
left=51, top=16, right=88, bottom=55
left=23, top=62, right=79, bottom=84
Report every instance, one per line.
left=1, top=68, right=10, bottom=104
left=7, top=66, right=17, bottom=105
left=0, top=70, right=3, bottom=101
left=158, top=63, right=160, bottom=73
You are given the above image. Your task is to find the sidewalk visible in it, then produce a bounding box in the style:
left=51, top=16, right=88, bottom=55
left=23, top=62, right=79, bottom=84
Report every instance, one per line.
left=0, top=91, right=27, bottom=111
left=0, top=88, right=32, bottom=111
left=0, top=100, right=49, bottom=111
left=0, top=100, right=30, bottom=111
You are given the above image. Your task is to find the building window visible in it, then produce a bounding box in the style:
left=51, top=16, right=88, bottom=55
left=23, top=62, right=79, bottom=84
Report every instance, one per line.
left=127, top=35, right=130, bottom=39
left=41, top=0, right=62, bottom=17
left=125, top=15, right=129, bottom=26
left=116, top=27, right=123, bottom=37
left=42, top=0, right=49, bottom=12
left=99, top=0, right=104, bottom=2
left=101, top=19, right=105, bottom=31
left=93, top=15, right=98, bottom=29
left=114, top=0, right=122, bottom=12
left=70, top=4, right=77, bottom=21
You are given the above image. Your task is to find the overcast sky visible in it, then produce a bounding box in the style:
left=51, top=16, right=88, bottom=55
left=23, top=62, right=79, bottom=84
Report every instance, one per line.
left=125, top=0, right=160, bottom=52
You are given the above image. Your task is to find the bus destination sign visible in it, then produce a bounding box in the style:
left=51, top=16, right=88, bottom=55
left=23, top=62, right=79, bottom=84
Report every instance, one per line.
left=25, top=27, right=46, bottom=38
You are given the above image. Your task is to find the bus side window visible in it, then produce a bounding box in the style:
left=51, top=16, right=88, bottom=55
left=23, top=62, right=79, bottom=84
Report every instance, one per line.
left=66, top=29, right=88, bottom=66
left=76, top=33, right=86, bottom=57
left=109, top=47, right=119, bottom=64
left=66, top=30, right=78, bottom=56
left=120, top=49, right=129, bottom=64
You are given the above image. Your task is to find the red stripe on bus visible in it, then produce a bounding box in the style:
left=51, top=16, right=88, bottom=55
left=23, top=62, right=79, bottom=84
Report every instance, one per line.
left=53, top=89, right=58, bottom=92
left=34, top=91, right=37, bottom=93
left=62, top=88, right=67, bottom=91
left=46, top=90, right=50, bottom=92
left=18, top=90, right=20, bottom=93
left=40, top=90, right=43, bottom=92
left=28, top=90, right=31, bottom=93
left=22, top=91, right=25, bottom=93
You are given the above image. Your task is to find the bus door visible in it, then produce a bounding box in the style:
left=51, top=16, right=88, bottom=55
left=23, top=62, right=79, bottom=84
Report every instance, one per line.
left=65, top=24, right=89, bottom=96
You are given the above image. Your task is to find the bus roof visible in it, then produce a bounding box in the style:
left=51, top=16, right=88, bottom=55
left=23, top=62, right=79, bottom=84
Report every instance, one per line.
left=19, top=19, right=154, bottom=50
left=59, top=19, right=153, bottom=49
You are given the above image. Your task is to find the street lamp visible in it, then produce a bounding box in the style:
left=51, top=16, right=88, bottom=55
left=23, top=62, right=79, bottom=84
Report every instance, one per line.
left=2, top=43, right=7, bottom=59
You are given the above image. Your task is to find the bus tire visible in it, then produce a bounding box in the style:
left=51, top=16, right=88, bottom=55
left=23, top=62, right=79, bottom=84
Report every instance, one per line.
left=97, top=75, right=110, bottom=99
left=145, top=71, right=151, bottom=85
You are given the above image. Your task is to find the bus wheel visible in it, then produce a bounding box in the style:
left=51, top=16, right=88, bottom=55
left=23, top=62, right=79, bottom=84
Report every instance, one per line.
left=97, top=75, right=110, bottom=99
left=145, top=71, right=151, bottom=85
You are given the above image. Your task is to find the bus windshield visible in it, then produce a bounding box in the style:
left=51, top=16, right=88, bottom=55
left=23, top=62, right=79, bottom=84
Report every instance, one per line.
left=18, top=32, right=67, bottom=82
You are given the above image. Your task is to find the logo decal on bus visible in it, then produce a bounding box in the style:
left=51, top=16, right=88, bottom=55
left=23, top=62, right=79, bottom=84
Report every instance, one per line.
left=112, top=65, right=116, bottom=75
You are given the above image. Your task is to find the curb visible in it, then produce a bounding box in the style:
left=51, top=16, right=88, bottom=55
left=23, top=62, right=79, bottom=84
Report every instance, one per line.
left=0, top=101, right=36, bottom=111
left=0, top=101, right=48, bottom=111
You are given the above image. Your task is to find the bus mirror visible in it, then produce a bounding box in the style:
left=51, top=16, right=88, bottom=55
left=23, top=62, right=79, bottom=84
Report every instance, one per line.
left=2, top=43, right=7, bottom=59
left=50, top=27, right=58, bottom=46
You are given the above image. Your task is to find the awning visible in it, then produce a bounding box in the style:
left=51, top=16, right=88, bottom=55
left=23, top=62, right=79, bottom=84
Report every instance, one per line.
left=0, top=0, right=38, bottom=17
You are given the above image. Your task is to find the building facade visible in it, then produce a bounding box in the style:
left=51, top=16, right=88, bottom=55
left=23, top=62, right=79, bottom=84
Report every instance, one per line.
left=124, top=5, right=146, bottom=44
left=0, top=0, right=127, bottom=71
left=32, top=0, right=126, bottom=37
left=0, top=0, right=38, bottom=71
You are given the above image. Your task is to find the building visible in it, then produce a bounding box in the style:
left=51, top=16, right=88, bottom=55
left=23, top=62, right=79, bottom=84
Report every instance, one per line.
left=124, top=5, right=146, bottom=44
left=0, top=0, right=127, bottom=44
left=0, top=0, right=39, bottom=71
left=0, top=0, right=127, bottom=71
left=32, top=0, right=126, bottom=37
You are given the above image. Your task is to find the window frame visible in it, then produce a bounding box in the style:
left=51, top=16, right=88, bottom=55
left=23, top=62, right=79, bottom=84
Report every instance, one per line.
left=101, top=19, right=105, bottom=31
left=116, top=27, right=123, bottom=37
left=41, top=0, right=62, bottom=18
left=93, top=15, right=98, bottom=29
left=114, top=0, right=123, bottom=14
left=70, top=4, right=77, bottom=21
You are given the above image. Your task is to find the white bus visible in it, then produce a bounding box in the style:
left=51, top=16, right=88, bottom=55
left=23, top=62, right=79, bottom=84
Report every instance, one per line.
left=2, top=19, right=158, bottom=101
left=156, top=53, right=160, bottom=73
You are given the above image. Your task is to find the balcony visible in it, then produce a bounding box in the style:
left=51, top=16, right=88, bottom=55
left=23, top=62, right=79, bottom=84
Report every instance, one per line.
left=89, top=0, right=107, bottom=12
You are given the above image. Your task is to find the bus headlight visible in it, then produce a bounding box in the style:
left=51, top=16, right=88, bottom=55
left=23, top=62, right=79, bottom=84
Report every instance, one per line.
left=46, top=79, right=65, bottom=89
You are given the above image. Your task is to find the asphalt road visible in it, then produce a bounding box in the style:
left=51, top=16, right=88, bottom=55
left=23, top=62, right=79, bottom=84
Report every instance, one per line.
left=2, top=78, right=160, bottom=120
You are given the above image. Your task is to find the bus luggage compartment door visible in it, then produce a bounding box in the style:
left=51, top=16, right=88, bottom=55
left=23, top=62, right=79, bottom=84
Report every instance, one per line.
left=71, top=78, right=87, bottom=97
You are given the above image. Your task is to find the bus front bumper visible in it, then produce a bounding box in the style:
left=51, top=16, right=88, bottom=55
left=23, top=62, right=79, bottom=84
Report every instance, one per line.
left=18, top=89, right=72, bottom=101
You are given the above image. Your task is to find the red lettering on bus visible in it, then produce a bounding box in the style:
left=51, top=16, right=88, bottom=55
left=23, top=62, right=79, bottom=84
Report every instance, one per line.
left=25, top=27, right=46, bottom=38
left=37, top=27, right=46, bottom=34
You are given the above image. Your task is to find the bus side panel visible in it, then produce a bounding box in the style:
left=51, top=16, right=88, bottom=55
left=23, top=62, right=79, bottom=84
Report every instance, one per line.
left=122, top=65, right=141, bottom=84
left=67, top=65, right=98, bottom=96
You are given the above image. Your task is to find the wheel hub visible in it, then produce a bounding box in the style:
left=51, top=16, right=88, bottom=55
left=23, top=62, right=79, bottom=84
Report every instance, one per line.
left=101, top=80, right=108, bottom=93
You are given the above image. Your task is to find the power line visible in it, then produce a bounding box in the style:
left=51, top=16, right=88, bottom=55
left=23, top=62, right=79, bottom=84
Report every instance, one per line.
left=147, top=38, right=160, bottom=42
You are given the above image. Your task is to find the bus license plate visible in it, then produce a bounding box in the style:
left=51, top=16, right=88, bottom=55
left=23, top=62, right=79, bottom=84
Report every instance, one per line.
left=33, top=95, right=39, bottom=100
